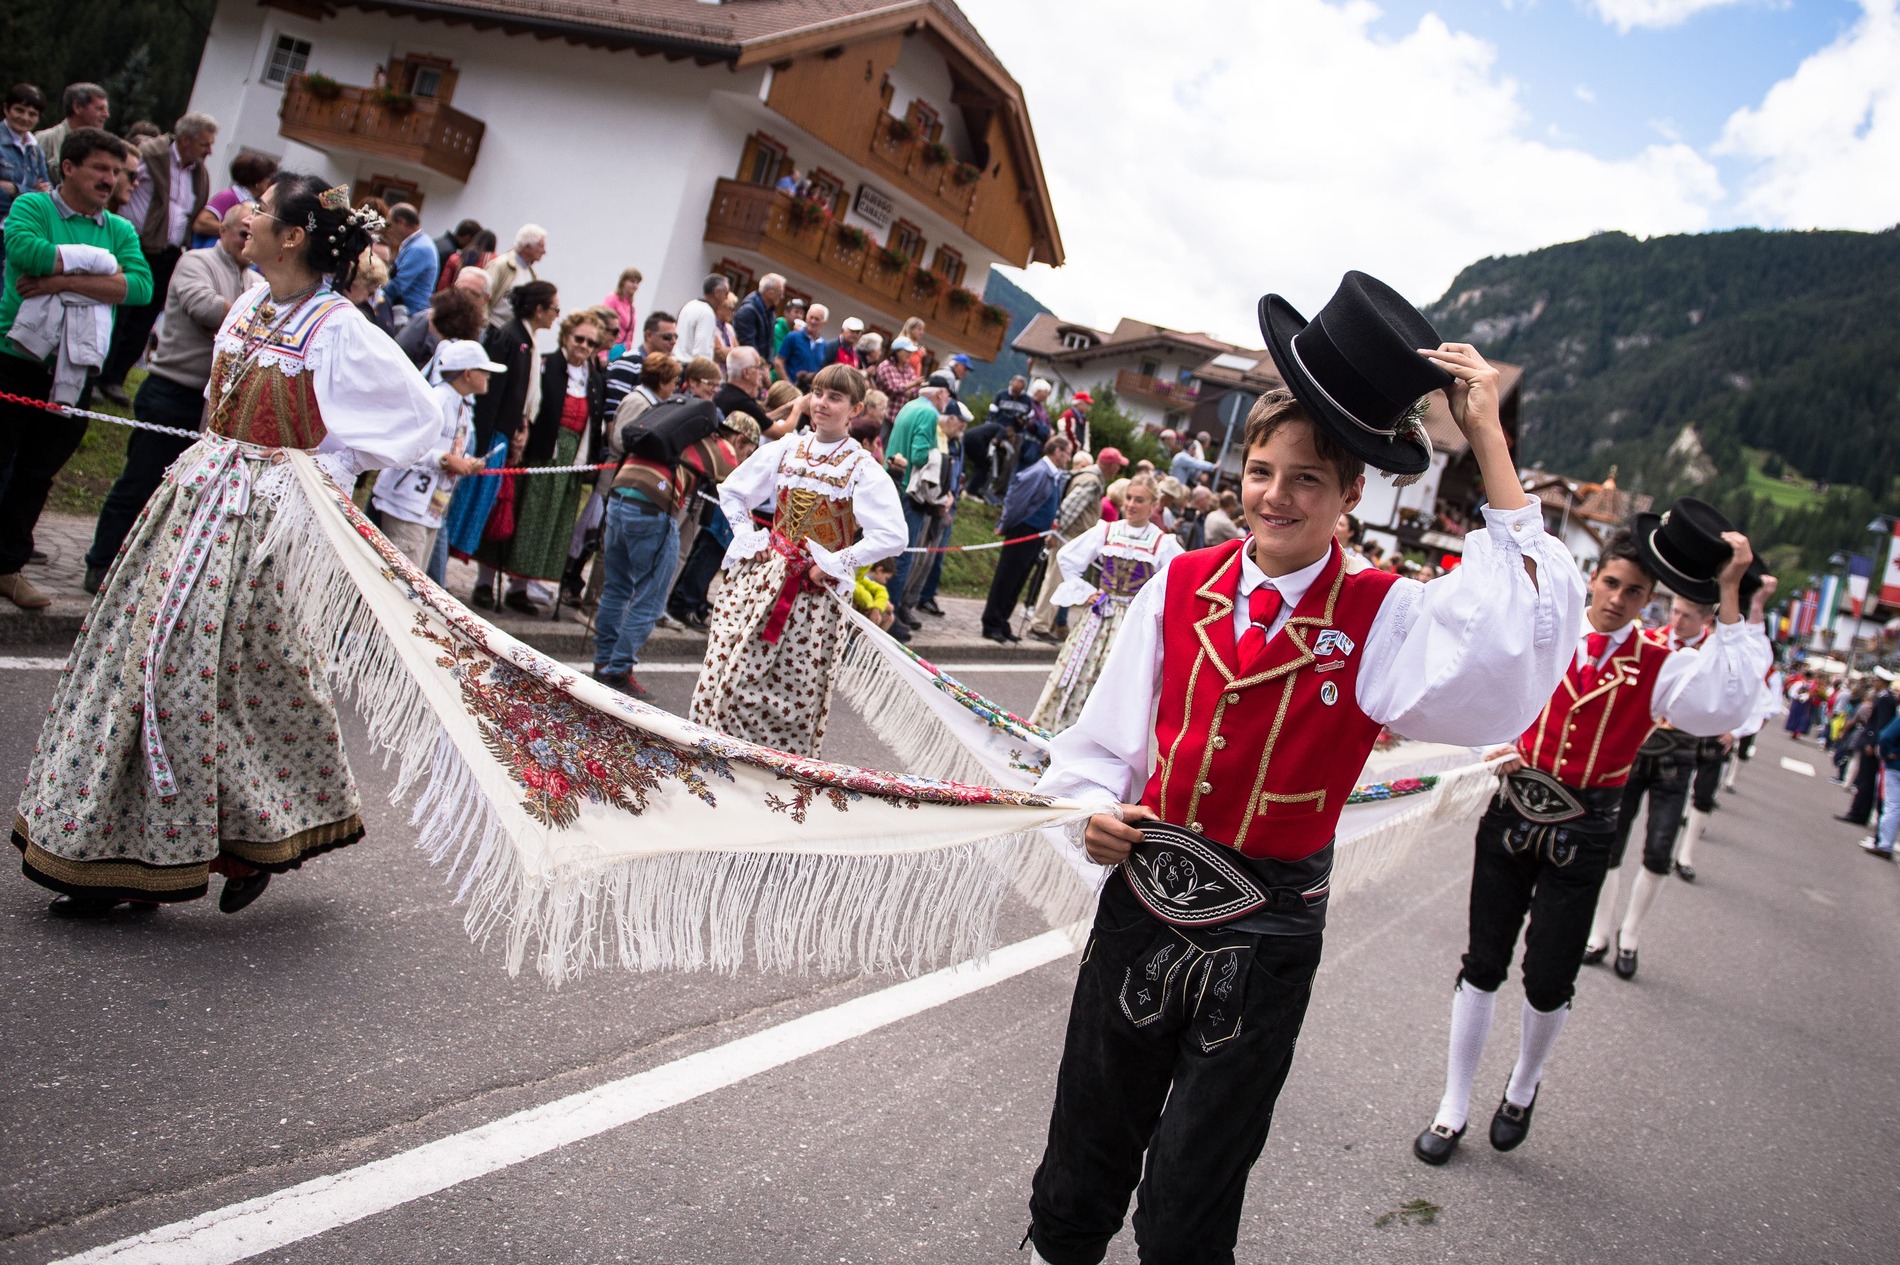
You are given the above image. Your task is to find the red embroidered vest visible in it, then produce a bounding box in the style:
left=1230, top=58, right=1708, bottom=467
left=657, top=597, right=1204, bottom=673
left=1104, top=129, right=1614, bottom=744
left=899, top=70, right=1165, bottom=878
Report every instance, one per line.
left=207, top=293, right=351, bottom=450
left=1515, top=626, right=1671, bottom=787
left=1139, top=540, right=1396, bottom=861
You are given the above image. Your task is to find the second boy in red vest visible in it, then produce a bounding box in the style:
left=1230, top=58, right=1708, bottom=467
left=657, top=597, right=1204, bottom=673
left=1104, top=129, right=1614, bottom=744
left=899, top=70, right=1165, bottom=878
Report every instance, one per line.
left=1021, top=273, right=1586, bottom=1265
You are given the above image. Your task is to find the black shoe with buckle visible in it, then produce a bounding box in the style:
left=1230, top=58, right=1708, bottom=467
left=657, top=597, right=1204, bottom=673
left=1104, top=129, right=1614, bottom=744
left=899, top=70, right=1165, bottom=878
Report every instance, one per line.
left=218, top=872, right=271, bottom=914
left=1581, top=941, right=1607, bottom=965
left=1614, top=934, right=1638, bottom=980
left=1674, top=861, right=1696, bottom=883
left=48, top=893, right=124, bottom=919
left=917, top=599, right=945, bottom=617
left=1412, top=1121, right=1465, bottom=1165
left=1490, top=1089, right=1537, bottom=1151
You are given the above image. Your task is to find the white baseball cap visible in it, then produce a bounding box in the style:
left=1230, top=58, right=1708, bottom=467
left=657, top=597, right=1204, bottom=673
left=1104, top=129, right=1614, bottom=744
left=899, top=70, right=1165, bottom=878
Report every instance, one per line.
left=435, top=340, right=507, bottom=373
left=841, top=316, right=865, bottom=333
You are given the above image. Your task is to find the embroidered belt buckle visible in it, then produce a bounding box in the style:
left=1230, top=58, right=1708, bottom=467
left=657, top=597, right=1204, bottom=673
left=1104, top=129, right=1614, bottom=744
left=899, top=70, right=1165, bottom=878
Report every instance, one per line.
left=1502, top=769, right=1588, bottom=825
left=1123, top=821, right=1276, bottom=928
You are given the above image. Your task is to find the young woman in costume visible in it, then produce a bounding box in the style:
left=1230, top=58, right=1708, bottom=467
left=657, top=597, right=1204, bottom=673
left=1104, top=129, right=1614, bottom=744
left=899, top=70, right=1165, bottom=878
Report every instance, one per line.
left=689, top=363, right=906, bottom=757
left=1029, top=474, right=1182, bottom=733
left=14, top=176, right=439, bottom=917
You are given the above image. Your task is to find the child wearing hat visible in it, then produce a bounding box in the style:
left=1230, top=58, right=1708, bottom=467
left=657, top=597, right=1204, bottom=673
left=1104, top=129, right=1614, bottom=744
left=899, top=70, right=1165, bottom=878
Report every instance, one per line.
left=372, top=339, right=504, bottom=573
left=1023, top=272, right=1587, bottom=1265
left=1413, top=498, right=1771, bottom=1169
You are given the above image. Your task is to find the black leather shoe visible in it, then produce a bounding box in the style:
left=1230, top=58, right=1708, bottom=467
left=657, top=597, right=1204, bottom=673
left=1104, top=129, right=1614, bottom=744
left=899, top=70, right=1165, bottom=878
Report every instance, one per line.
left=1674, top=862, right=1696, bottom=883
left=1490, top=1090, right=1537, bottom=1151
left=83, top=565, right=108, bottom=595
left=471, top=585, right=496, bottom=609
left=219, top=872, right=271, bottom=914
left=888, top=620, right=912, bottom=643
left=98, top=383, right=131, bottom=408
left=503, top=590, right=544, bottom=617
left=896, top=606, right=922, bottom=629
left=1614, top=935, right=1638, bottom=980
left=917, top=599, right=946, bottom=617
left=1581, top=942, right=1607, bottom=965
left=1834, top=813, right=1868, bottom=825
left=47, top=893, right=123, bottom=919
left=982, top=631, right=1011, bottom=645
left=1003, top=629, right=1022, bottom=643
left=28, top=549, right=49, bottom=566
left=1412, top=1122, right=1465, bottom=1165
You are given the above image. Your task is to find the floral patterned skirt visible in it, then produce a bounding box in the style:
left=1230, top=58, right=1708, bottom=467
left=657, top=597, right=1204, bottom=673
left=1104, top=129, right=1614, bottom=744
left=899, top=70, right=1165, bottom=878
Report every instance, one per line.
left=13, top=441, right=364, bottom=903
left=689, top=550, right=846, bottom=758
left=1029, top=596, right=1131, bottom=734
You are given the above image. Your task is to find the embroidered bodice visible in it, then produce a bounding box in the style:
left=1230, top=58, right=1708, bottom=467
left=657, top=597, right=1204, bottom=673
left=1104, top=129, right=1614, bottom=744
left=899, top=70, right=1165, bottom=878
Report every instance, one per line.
left=769, top=434, right=874, bottom=552
left=207, top=290, right=354, bottom=449
left=1095, top=523, right=1170, bottom=598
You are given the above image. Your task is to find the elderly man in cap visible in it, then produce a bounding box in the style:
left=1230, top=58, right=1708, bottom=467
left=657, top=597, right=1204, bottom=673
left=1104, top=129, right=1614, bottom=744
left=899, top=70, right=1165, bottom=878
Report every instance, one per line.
left=1027, top=445, right=1125, bottom=643
left=833, top=316, right=866, bottom=367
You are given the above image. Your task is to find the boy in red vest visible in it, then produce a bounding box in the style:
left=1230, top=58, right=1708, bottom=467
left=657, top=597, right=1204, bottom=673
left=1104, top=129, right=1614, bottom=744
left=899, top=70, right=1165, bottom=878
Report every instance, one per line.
left=1413, top=501, right=1771, bottom=1167
left=1022, top=273, right=1586, bottom=1265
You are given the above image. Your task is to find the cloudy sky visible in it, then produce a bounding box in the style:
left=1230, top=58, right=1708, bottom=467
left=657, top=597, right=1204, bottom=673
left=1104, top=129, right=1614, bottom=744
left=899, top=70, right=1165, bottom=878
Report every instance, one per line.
left=956, top=0, right=1897, bottom=345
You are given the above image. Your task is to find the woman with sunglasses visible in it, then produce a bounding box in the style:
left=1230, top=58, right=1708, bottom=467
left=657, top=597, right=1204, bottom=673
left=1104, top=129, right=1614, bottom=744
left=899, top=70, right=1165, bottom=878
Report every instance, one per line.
left=475, top=309, right=607, bottom=615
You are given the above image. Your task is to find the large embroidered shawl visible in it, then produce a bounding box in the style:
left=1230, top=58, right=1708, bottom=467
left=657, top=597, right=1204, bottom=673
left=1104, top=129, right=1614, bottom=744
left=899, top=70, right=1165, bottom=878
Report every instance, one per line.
left=269, top=455, right=1504, bottom=983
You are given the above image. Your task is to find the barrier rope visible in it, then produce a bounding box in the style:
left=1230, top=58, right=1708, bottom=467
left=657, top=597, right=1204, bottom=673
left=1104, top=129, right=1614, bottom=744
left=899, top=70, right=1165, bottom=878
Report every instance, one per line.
left=3, top=389, right=1055, bottom=554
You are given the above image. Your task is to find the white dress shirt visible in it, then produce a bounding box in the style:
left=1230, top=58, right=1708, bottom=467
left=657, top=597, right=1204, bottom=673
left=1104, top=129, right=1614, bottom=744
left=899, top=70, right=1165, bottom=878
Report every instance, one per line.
left=1037, top=500, right=1587, bottom=807
left=1574, top=617, right=1773, bottom=734
left=675, top=297, right=720, bottom=363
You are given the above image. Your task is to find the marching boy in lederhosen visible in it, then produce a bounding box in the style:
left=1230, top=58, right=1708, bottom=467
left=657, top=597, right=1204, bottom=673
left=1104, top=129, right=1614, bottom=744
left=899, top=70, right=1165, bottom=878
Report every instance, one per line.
left=1412, top=498, right=1771, bottom=1168
left=1022, top=272, right=1587, bottom=1265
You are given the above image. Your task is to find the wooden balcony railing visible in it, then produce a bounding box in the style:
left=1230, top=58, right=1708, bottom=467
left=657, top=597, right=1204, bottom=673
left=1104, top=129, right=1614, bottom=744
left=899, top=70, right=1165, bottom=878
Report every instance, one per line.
left=704, top=178, right=1008, bottom=360
left=278, top=76, right=485, bottom=182
left=1115, top=369, right=1201, bottom=409
left=865, top=114, right=982, bottom=226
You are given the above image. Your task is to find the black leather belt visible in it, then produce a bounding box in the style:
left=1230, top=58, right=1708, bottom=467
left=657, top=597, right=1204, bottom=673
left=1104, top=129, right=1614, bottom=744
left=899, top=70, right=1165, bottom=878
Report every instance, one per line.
left=1122, top=821, right=1330, bottom=935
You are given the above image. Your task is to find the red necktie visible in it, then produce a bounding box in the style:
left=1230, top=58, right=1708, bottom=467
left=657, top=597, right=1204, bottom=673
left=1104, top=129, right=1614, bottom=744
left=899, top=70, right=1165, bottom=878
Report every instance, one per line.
left=1239, top=584, right=1283, bottom=672
left=1576, top=632, right=1611, bottom=692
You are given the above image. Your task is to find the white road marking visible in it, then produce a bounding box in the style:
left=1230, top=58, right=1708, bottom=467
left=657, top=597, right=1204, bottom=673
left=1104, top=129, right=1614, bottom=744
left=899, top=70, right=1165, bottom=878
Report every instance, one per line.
left=1779, top=757, right=1815, bottom=777
left=52, top=930, right=1077, bottom=1265
left=0, top=655, right=66, bottom=670
left=563, top=661, right=1052, bottom=675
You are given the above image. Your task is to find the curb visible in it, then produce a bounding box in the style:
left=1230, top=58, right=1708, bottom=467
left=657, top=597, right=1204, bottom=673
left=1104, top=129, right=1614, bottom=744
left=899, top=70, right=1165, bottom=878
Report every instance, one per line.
left=0, top=607, right=1061, bottom=666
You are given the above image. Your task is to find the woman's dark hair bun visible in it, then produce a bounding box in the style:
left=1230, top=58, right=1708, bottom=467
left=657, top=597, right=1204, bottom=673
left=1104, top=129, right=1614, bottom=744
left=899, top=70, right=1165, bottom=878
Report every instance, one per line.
left=266, top=173, right=386, bottom=291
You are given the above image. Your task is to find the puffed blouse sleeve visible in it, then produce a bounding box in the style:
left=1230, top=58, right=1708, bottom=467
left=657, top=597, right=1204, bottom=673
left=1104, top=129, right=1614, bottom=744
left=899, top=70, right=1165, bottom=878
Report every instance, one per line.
left=717, top=434, right=791, bottom=566
left=1355, top=500, right=1586, bottom=745
left=808, top=454, right=909, bottom=594
left=1050, top=521, right=1111, bottom=607
left=306, top=302, right=443, bottom=482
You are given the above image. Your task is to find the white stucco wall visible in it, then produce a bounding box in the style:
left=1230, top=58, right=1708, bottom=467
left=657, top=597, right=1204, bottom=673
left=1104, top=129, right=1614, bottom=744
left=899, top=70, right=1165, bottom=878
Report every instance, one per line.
left=187, top=2, right=1013, bottom=355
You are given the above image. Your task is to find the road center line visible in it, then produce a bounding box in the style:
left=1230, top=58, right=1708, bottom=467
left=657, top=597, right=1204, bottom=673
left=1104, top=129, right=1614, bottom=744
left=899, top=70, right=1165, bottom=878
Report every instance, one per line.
left=1779, top=756, right=1816, bottom=777
left=0, top=655, right=68, bottom=670
left=52, top=930, right=1077, bottom=1265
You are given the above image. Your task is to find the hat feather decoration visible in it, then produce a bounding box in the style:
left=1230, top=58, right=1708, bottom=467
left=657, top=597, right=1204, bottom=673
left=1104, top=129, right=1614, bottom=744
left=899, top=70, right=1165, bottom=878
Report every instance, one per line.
left=1388, top=398, right=1433, bottom=488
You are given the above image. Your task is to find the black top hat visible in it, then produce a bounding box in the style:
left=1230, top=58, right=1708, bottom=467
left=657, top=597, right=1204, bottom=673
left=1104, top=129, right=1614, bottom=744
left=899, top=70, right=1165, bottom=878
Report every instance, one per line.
left=1631, top=497, right=1735, bottom=604
left=1259, top=271, right=1454, bottom=478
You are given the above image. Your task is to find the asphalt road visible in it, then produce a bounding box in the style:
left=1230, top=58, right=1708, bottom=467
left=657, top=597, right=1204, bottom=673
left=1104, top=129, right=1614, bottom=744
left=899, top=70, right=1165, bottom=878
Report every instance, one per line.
left=1, top=650, right=1896, bottom=1264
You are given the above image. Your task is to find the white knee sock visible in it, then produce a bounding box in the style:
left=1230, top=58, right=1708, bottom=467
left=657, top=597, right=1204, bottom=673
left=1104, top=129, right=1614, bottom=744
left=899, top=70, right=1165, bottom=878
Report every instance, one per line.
left=1588, top=866, right=1621, bottom=951
left=1619, top=866, right=1668, bottom=951
left=1505, top=998, right=1570, bottom=1108
left=1434, top=979, right=1497, bottom=1131
left=1722, top=756, right=1738, bottom=791
left=1676, top=807, right=1710, bottom=869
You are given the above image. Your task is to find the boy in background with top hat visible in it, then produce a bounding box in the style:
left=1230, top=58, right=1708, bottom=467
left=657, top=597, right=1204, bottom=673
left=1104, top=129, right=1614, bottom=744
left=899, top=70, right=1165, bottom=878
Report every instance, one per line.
left=1023, top=272, right=1586, bottom=1265
left=1413, top=499, right=1771, bottom=1167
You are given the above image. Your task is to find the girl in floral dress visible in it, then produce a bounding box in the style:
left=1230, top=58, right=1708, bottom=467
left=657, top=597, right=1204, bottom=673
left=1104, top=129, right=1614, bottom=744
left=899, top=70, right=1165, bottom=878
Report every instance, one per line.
left=1030, top=474, right=1182, bottom=732
left=689, top=364, right=907, bottom=756
left=14, top=176, right=438, bottom=917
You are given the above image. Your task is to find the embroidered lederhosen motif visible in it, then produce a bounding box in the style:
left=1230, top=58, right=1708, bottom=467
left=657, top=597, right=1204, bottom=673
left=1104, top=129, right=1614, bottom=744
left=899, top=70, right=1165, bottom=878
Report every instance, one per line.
left=1120, top=925, right=1251, bottom=1053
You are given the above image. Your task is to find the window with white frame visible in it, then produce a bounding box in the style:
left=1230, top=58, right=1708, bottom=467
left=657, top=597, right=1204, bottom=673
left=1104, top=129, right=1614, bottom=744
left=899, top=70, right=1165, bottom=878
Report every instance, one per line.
left=263, top=35, right=312, bottom=86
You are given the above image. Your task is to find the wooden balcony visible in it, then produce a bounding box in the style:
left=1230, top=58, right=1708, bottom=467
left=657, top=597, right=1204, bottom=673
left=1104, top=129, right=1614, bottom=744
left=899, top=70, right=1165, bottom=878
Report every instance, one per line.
left=704, top=178, right=1008, bottom=360
left=278, top=75, right=485, bottom=182
left=865, top=114, right=982, bottom=228
left=1115, top=369, right=1201, bottom=411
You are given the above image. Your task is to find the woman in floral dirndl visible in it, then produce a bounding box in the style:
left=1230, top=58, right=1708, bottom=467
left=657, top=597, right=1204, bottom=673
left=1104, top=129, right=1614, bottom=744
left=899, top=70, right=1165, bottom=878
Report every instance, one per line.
left=689, top=364, right=906, bottom=757
left=474, top=308, right=605, bottom=615
left=13, top=176, right=438, bottom=917
left=1030, top=474, right=1182, bottom=733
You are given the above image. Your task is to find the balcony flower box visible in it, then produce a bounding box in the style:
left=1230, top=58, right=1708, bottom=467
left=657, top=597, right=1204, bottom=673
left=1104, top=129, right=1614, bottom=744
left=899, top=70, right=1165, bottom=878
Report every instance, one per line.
left=921, top=140, right=953, bottom=167
left=885, top=115, right=918, bottom=144
left=370, top=87, right=416, bottom=114
left=945, top=287, right=976, bottom=311
left=910, top=268, right=943, bottom=296
left=952, top=161, right=981, bottom=186
left=785, top=196, right=829, bottom=232
left=834, top=223, right=868, bottom=251
left=876, top=245, right=911, bottom=272
left=981, top=303, right=1011, bottom=327
left=301, top=73, right=343, bottom=101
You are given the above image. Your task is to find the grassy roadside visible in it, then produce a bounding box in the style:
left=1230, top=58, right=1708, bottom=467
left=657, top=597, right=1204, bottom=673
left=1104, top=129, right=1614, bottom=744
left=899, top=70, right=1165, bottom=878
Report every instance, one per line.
left=47, top=369, right=144, bottom=518
left=938, top=497, right=1004, bottom=599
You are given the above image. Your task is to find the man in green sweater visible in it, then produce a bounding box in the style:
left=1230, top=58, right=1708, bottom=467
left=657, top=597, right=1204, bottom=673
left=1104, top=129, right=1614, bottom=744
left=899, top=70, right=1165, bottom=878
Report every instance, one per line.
left=0, top=127, right=150, bottom=608
left=884, top=380, right=962, bottom=638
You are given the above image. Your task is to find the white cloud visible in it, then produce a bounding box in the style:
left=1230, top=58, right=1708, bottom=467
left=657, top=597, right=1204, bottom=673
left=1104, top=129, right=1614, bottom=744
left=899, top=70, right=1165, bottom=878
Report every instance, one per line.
left=963, top=0, right=1721, bottom=343
left=1585, top=0, right=1754, bottom=33
left=1574, top=83, right=1597, bottom=103
left=1714, top=0, right=1900, bottom=228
